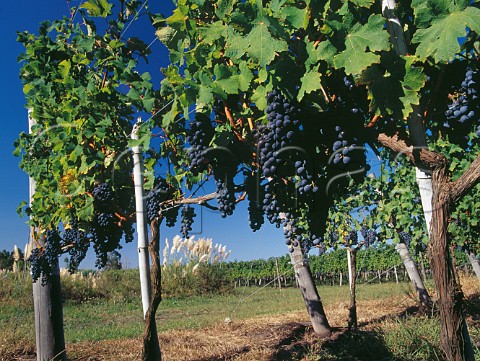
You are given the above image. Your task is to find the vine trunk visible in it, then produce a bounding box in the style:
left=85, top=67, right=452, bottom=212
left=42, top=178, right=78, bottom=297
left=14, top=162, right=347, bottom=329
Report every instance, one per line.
left=142, top=219, right=162, bottom=361
left=429, top=164, right=475, bottom=361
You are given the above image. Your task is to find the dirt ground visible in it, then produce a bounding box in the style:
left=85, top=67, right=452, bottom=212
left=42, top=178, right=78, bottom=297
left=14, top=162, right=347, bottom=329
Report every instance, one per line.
left=6, top=278, right=480, bottom=361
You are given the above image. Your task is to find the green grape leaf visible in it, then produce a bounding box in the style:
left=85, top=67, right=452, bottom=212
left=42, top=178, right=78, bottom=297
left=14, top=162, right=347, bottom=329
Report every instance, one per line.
left=313, top=39, right=337, bottom=68
left=334, top=14, right=390, bottom=75
left=281, top=6, right=307, bottom=29
left=199, top=21, right=228, bottom=44
left=16, top=200, right=27, bottom=216
left=297, top=70, right=321, bottom=101
left=360, top=54, right=426, bottom=118
left=210, top=124, right=233, bottom=147
left=58, top=59, right=71, bottom=80
left=78, top=196, right=94, bottom=220
left=214, top=64, right=240, bottom=94
left=239, top=62, right=254, bottom=91
left=251, top=84, right=273, bottom=111
left=349, top=0, right=375, bottom=8
left=156, top=26, right=178, bottom=45
left=196, top=85, right=213, bottom=112
left=80, top=0, right=113, bottom=17
left=399, top=57, right=427, bottom=118
left=215, top=0, right=235, bottom=20
left=412, top=6, right=480, bottom=62
left=229, top=19, right=288, bottom=67
left=142, top=95, right=155, bottom=113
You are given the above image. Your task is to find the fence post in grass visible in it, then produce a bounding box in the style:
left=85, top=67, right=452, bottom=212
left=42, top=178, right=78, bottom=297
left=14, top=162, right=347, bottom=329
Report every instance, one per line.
left=466, top=250, right=480, bottom=280
left=347, top=248, right=358, bottom=332
left=289, top=242, right=331, bottom=336
left=275, top=257, right=282, bottom=289
left=395, top=243, right=432, bottom=309
left=131, top=121, right=152, bottom=318
left=29, top=110, right=66, bottom=361
left=382, top=0, right=434, bottom=309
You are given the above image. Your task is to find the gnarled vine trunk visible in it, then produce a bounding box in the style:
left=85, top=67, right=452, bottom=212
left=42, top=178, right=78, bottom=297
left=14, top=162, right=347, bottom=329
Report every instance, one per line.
left=378, top=133, right=479, bottom=361
left=429, top=161, right=475, bottom=361
left=142, top=219, right=162, bottom=361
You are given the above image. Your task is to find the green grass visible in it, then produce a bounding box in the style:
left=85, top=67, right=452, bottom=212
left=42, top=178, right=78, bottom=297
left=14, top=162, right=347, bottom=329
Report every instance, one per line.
left=0, top=279, right=415, bottom=347
left=62, top=287, right=308, bottom=342
left=1, top=271, right=479, bottom=361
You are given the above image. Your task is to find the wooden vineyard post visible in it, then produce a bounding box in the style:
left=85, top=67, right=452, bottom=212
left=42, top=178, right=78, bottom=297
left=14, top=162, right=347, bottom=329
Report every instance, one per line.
left=466, top=250, right=480, bottom=280
left=382, top=0, right=434, bottom=310
left=347, top=248, right=358, bottom=332
left=289, top=243, right=331, bottom=337
left=395, top=243, right=432, bottom=309
left=275, top=257, right=282, bottom=289
left=29, top=110, right=66, bottom=361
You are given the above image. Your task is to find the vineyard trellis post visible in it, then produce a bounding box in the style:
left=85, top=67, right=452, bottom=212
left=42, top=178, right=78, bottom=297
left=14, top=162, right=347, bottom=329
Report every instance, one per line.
left=275, top=257, right=282, bottom=289
left=346, top=248, right=358, bottom=332
left=289, top=243, right=331, bottom=337
left=395, top=243, right=432, bottom=309
left=29, top=111, right=66, bottom=361
left=132, top=122, right=161, bottom=360
left=132, top=122, right=152, bottom=318
left=382, top=0, right=433, bottom=309
left=466, top=250, right=480, bottom=280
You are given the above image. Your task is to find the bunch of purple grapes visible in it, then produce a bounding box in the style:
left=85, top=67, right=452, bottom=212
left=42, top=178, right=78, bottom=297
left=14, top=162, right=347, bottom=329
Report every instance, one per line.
left=438, top=65, right=480, bottom=144
left=344, top=230, right=358, bottom=245
left=28, top=248, right=46, bottom=284
left=180, top=205, right=196, bottom=238
left=260, top=90, right=318, bottom=196
left=398, top=231, right=412, bottom=247
left=186, top=113, right=214, bottom=175
left=89, top=183, right=131, bottom=268
left=92, top=183, right=115, bottom=209
left=360, top=226, right=377, bottom=247
left=444, top=67, right=478, bottom=125
left=245, top=171, right=264, bottom=231
left=213, top=168, right=237, bottom=218
left=27, top=229, right=62, bottom=284
left=146, top=177, right=170, bottom=222
left=328, top=231, right=339, bottom=248
left=331, top=125, right=357, bottom=165
left=63, top=219, right=88, bottom=272
left=282, top=213, right=304, bottom=253
left=261, top=89, right=301, bottom=177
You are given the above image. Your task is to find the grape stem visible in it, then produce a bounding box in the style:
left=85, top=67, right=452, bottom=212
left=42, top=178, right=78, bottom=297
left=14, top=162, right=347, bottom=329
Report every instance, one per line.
left=161, top=127, right=178, bottom=154
left=241, top=96, right=254, bottom=130
left=236, top=191, right=247, bottom=203
left=366, top=114, right=380, bottom=128
left=223, top=100, right=235, bottom=127
left=114, top=211, right=128, bottom=222
left=319, top=83, right=330, bottom=103
left=223, top=100, right=243, bottom=141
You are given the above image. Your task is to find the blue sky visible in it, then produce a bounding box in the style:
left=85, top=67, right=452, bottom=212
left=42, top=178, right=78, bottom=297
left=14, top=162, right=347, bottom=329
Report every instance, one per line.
left=0, top=1, right=291, bottom=269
